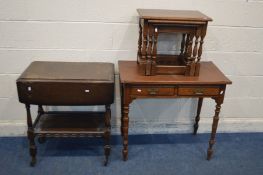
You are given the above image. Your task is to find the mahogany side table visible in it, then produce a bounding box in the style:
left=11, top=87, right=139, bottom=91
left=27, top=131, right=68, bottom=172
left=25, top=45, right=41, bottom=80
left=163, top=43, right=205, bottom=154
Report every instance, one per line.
left=16, top=61, right=114, bottom=166
left=136, top=9, right=212, bottom=76
left=119, top=61, right=232, bottom=161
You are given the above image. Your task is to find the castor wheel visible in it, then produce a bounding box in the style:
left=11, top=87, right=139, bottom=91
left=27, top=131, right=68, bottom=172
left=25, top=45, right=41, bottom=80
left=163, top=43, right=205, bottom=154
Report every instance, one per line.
left=38, top=137, right=46, bottom=144
left=30, top=157, right=36, bottom=167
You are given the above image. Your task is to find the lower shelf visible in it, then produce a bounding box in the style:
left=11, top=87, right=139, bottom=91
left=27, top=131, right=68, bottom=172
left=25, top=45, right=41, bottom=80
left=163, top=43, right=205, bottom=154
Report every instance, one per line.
left=34, top=111, right=106, bottom=137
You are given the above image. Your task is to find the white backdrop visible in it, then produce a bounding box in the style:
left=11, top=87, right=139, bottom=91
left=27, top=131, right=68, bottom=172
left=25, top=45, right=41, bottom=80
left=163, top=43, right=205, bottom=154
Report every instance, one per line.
left=0, top=0, right=263, bottom=135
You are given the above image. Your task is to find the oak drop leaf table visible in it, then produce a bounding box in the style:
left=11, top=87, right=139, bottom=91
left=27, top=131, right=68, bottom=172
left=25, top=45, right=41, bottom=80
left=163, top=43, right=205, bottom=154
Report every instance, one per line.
left=16, top=61, right=114, bottom=166
left=119, top=61, right=232, bottom=161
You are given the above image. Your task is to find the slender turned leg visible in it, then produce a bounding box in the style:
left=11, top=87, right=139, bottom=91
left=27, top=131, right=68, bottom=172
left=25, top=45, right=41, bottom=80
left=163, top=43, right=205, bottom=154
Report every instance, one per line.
left=25, top=104, right=37, bottom=166
left=207, top=97, right=223, bottom=160
left=193, top=97, right=203, bottom=135
left=120, top=84, right=124, bottom=137
left=122, top=105, right=129, bottom=161
left=37, top=105, right=46, bottom=144
left=104, top=105, right=111, bottom=166
left=38, top=105, right=44, bottom=114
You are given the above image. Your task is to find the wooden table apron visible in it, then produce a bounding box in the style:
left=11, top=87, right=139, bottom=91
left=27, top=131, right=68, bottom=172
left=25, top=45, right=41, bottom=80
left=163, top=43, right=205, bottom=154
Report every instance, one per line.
left=118, top=61, right=232, bottom=161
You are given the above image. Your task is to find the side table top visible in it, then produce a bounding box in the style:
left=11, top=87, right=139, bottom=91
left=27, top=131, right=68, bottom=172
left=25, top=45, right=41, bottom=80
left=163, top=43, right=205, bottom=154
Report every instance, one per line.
left=119, top=61, right=232, bottom=85
left=18, top=61, right=114, bottom=83
left=137, top=9, right=212, bottom=21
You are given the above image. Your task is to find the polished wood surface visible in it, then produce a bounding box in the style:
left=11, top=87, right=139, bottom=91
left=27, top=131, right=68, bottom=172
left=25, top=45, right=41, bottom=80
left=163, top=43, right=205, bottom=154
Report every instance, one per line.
left=137, top=9, right=212, bottom=21
left=137, top=9, right=212, bottom=76
left=17, top=61, right=114, bottom=105
left=119, top=61, right=231, bottom=84
left=18, top=61, right=114, bottom=82
left=17, top=62, right=114, bottom=166
left=119, top=60, right=231, bottom=161
left=17, top=82, right=114, bottom=105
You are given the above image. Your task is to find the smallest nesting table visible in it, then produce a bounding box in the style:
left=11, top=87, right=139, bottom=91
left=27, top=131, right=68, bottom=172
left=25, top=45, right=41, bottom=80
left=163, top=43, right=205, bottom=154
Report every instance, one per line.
left=16, top=61, right=115, bottom=166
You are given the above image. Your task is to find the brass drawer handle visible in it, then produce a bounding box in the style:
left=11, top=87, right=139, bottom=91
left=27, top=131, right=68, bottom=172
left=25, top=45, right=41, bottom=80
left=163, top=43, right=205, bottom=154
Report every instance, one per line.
left=147, top=88, right=159, bottom=95
left=193, top=88, right=204, bottom=95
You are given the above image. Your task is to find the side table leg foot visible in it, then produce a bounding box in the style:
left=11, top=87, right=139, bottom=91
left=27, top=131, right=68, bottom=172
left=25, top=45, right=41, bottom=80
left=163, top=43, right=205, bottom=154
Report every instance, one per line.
left=122, top=149, right=128, bottom=161
left=30, top=156, right=36, bottom=167
left=207, top=148, right=213, bottom=160
left=104, top=160, right=108, bottom=166
left=104, top=145, right=110, bottom=166
left=28, top=134, right=37, bottom=166
left=193, top=124, right=198, bottom=135
left=206, top=95, right=224, bottom=160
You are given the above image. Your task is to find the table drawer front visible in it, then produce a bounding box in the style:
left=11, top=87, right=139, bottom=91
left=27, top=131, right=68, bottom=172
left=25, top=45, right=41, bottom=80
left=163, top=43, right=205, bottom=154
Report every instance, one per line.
left=131, top=87, right=175, bottom=96
left=17, top=82, right=114, bottom=105
left=178, top=86, right=220, bottom=96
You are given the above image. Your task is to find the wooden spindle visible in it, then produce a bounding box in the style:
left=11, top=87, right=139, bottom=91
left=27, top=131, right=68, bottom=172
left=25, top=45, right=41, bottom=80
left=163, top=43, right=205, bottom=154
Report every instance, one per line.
left=141, top=20, right=148, bottom=61
left=197, top=36, right=204, bottom=62
left=184, top=34, right=190, bottom=60
left=197, top=25, right=207, bottom=62
left=152, top=27, right=158, bottom=62
left=186, top=33, right=194, bottom=65
left=137, top=18, right=143, bottom=61
left=147, top=24, right=154, bottom=60
left=180, top=33, right=186, bottom=56
left=193, top=35, right=199, bottom=61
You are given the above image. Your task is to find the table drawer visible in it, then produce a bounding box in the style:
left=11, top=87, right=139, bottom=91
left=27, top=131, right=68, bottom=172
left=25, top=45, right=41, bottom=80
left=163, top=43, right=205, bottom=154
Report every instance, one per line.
left=17, top=82, right=114, bottom=105
left=178, top=86, right=220, bottom=96
left=131, top=87, right=175, bottom=96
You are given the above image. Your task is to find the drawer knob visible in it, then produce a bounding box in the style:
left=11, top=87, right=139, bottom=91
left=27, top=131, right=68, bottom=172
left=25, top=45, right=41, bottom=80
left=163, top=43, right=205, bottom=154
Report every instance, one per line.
left=27, top=86, right=32, bottom=91
left=84, top=89, right=90, bottom=93
left=137, top=89, right=142, bottom=93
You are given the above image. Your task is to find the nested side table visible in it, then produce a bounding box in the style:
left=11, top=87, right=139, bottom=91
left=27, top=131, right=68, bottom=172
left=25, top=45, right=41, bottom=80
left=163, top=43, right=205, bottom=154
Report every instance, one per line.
left=137, top=9, right=212, bottom=76
left=16, top=61, right=115, bottom=166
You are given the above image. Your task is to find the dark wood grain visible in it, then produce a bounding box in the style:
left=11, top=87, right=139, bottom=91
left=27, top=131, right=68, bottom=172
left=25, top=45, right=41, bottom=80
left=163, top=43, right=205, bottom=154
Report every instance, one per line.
left=16, top=61, right=114, bottom=166
left=119, top=60, right=231, bottom=161
left=137, top=9, right=212, bottom=21
left=119, top=61, right=232, bottom=85
left=137, top=9, right=212, bottom=76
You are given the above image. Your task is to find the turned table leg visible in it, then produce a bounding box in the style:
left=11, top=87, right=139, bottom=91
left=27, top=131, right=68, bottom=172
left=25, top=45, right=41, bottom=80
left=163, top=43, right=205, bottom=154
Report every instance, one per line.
left=104, top=105, right=111, bottom=166
left=122, top=105, right=129, bottom=161
left=207, top=95, right=224, bottom=160
left=38, top=105, right=44, bottom=114
left=194, top=97, right=203, bottom=135
left=37, top=105, right=46, bottom=144
left=120, top=84, right=124, bottom=137
left=25, top=104, right=37, bottom=166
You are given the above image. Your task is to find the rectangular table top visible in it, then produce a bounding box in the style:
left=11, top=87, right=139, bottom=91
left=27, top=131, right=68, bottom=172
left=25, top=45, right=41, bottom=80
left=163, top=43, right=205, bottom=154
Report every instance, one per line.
left=17, top=61, right=114, bottom=83
left=137, top=9, right=212, bottom=22
left=119, top=61, right=232, bottom=85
